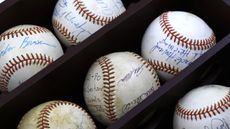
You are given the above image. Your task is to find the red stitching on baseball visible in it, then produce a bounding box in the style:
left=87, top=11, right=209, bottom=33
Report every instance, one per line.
left=160, top=12, right=216, bottom=50
left=52, top=19, right=78, bottom=45
left=73, top=0, right=116, bottom=26
left=0, top=26, right=49, bottom=42
left=37, top=101, right=96, bottom=129
left=148, top=59, right=180, bottom=75
left=176, top=90, right=230, bottom=120
left=0, top=53, right=53, bottom=92
left=132, top=53, right=161, bottom=87
left=98, top=56, right=117, bottom=121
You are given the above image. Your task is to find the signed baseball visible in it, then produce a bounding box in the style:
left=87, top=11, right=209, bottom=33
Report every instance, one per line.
left=52, top=0, right=126, bottom=46
left=173, top=85, right=230, bottom=129
left=17, top=100, right=97, bottom=129
left=83, top=51, right=160, bottom=125
left=141, top=11, right=216, bottom=81
left=0, top=25, right=64, bottom=92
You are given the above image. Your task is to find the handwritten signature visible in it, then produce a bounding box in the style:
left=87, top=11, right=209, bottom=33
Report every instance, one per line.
left=20, top=37, right=57, bottom=49
left=96, top=0, right=114, bottom=15
left=118, top=64, right=144, bottom=85
left=0, top=43, right=15, bottom=58
left=149, top=38, right=205, bottom=66
left=122, top=86, right=155, bottom=113
left=204, top=118, right=230, bottom=129
left=54, top=4, right=92, bottom=39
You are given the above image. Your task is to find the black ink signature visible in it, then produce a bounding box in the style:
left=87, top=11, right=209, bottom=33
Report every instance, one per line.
left=122, top=86, right=155, bottom=113
left=117, top=64, right=144, bottom=84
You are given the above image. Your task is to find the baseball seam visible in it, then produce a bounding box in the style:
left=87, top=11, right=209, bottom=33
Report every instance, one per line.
left=36, top=101, right=96, bottom=129
left=132, top=53, right=161, bottom=88
left=98, top=56, right=117, bottom=121
left=160, top=12, right=216, bottom=50
left=148, top=59, right=180, bottom=75
left=176, top=90, right=230, bottom=120
left=0, top=26, right=49, bottom=41
left=73, top=0, right=115, bottom=26
left=52, top=19, right=78, bottom=45
left=0, top=53, right=53, bottom=92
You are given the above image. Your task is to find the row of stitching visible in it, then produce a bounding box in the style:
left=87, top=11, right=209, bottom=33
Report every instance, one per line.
left=176, top=90, right=230, bottom=120
left=73, top=0, right=115, bottom=26
left=148, top=59, right=180, bottom=75
left=0, top=53, right=53, bottom=92
left=0, top=27, right=49, bottom=41
left=132, top=53, right=160, bottom=87
left=37, top=101, right=75, bottom=129
left=98, top=56, right=117, bottom=121
left=160, top=12, right=216, bottom=50
left=36, top=100, right=96, bottom=129
left=52, top=19, right=78, bottom=44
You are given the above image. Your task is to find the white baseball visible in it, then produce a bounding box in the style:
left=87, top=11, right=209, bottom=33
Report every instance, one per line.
left=83, top=51, right=160, bottom=125
left=52, top=0, right=126, bottom=46
left=0, top=25, right=64, bottom=92
left=17, top=100, right=97, bottom=129
left=141, top=11, right=216, bottom=81
left=173, top=85, right=230, bottom=129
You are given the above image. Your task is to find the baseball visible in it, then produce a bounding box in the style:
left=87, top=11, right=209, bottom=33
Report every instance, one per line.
left=0, top=24, right=64, bottom=92
left=173, top=85, right=230, bottom=129
left=83, top=51, right=160, bottom=125
left=17, top=100, right=97, bottom=129
left=141, top=11, right=216, bottom=81
left=52, top=0, right=126, bottom=46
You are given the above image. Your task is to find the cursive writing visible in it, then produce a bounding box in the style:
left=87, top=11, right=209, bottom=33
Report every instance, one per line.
left=61, top=0, right=67, bottom=7
left=53, top=2, right=92, bottom=39
left=85, top=84, right=103, bottom=93
left=204, top=118, right=230, bottom=129
left=149, top=38, right=205, bottom=67
left=118, top=64, right=144, bottom=85
left=20, top=37, right=57, bottom=49
left=96, top=0, right=114, bottom=15
left=86, top=96, right=102, bottom=103
left=122, top=86, right=155, bottom=113
left=0, top=43, right=15, bottom=58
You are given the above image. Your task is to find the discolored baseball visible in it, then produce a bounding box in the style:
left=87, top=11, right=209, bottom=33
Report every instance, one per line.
left=17, top=100, right=97, bottom=129
left=83, top=51, right=161, bottom=125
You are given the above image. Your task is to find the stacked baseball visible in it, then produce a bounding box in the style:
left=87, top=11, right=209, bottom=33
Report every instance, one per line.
left=83, top=51, right=161, bottom=125
left=52, top=0, right=126, bottom=46
left=173, top=85, right=230, bottom=129
left=0, top=25, right=64, bottom=92
left=141, top=11, right=216, bottom=81
left=17, top=100, right=97, bottom=129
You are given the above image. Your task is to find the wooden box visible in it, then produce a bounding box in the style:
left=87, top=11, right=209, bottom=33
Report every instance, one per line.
left=0, top=0, right=230, bottom=128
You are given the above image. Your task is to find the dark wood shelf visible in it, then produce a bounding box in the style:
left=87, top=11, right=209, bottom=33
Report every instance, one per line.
left=0, top=0, right=230, bottom=129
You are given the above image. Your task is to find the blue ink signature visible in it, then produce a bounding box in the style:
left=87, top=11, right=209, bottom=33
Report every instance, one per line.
left=59, top=0, right=67, bottom=7
left=204, top=118, right=230, bottom=129
left=96, top=0, right=113, bottom=15
left=149, top=38, right=204, bottom=66
left=0, top=43, right=15, bottom=58
left=71, top=21, right=92, bottom=37
left=20, top=37, right=57, bottom=49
